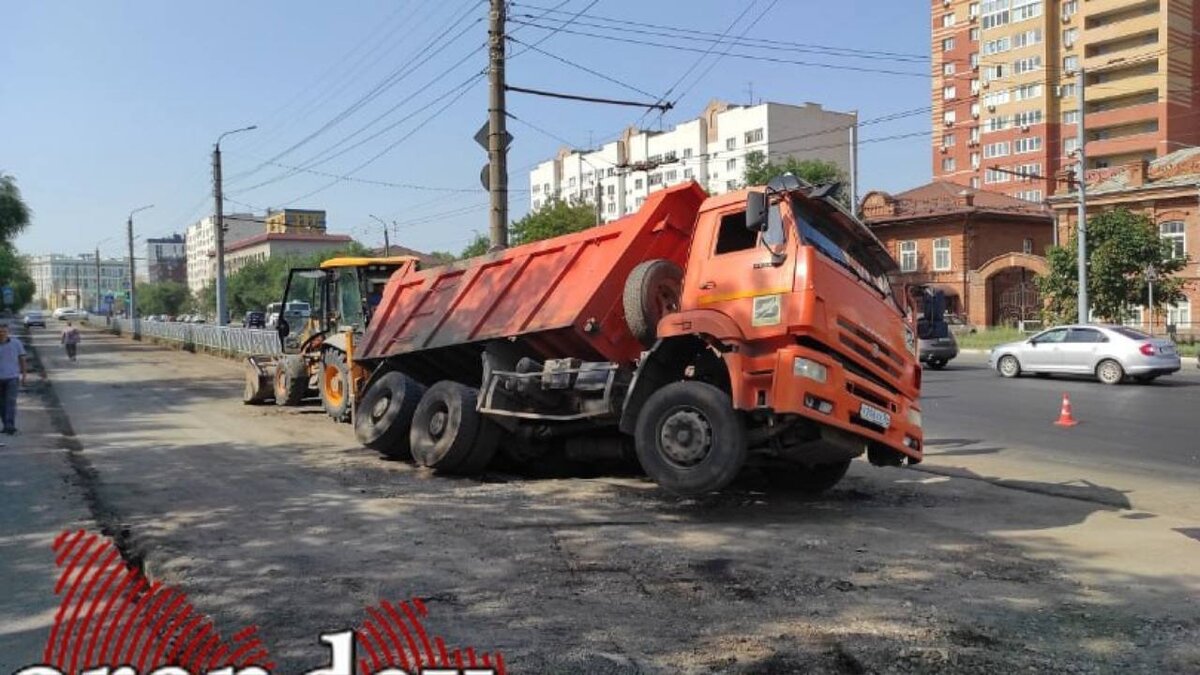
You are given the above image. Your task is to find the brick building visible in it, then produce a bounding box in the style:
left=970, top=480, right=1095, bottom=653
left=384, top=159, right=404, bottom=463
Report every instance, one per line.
left=1048, top=147, right=1200, bottom=334
left=861, top=181, right=1054, bottom=327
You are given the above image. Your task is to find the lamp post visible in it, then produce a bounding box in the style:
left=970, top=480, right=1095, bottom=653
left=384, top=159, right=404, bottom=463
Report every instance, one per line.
left=368, top=214, right=392, bottom=256
left=127, top=205, right=154, bottom=335
left=213, top=125, right=257, bottom=325
left=1145, top=263, right=1158, bottom=334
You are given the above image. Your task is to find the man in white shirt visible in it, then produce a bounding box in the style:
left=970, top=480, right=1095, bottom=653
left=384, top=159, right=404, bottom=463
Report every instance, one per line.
left=0, top=323, right=29, bottom=435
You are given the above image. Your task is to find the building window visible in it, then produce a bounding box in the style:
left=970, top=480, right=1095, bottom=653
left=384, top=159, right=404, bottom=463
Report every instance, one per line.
left=933, top=238, right=952, bottom=271
left=985, top=168, right=1011, bottom=184
left=725, top=137, right=736, bottom=151
left=1012, top=0, right=1042, bottom=22
left=1014, top=136, right=1042, bottom=153
left=970, top=176, right=981, bottom=188
left=568, top=177, right=576, bottom=187
left=682, top=148, right=693, bottom=159
left=1023, top=238, right=1034, bottom=254
left=648, top=173, right=663, bottom=186
left=942, top=37, right=955, bottom=51
left=726, top=158, right=737, bottom=171
left=634, top=178, right=643, bottom=189
left=971, top=78, right=981, bottom=94
left=971, top=151, right=981, bottom=169
left=899, top=241, right=917, bottom=272
left=983, top=37, right=1010, bottom=56
left=683, top=168, right=694, bottom=179
left=1160, top=221, right=1186, bottom=259
left=942, top=157, right=957, bottom=172
left=970, top=127, right=980, bottom=143
left=942, top=133, right=956, bottom=148
left=725, top=180, right=738, bottom=191
left=981, top=0, right=1009, bottom=29
left=1013, top=109, right=1042, bottom=127
left=983, top=141, right=1011, bottom=159
left=532, top=200, right=541, bottom=210
left=944, top=110, right=957, bottom=125
left=943, top=62, right=956, bottom=76
left=1012, top=56, right=1042, bottom=75
left=1015, top=189, right=1042, bottom=202
left=969, top=52, right=980, bottom=69
left=943, top=85, right=957, bottom=100
left=1014, top=83, right=1042, bottom=101
left=1064, top=136, right=1080, bottom=155
left=968, top=2, right=980, bottom=18
left=970, top=27, right=980, bottom=42
left=1058, top=83, right=1076, bottom=99
left=744, top=128, right=763, bottom=144
left=665, top=169, right=678, bottom=182
left=1063, top=55, right=1079, bottom=73
left=1166, top=300, right=1191, bottom=329
left=1012, top=28, right=1042, bottom=48
left=1062, top=27, right=1078, bottom=48
left=942, top=13, right=956, bottom=27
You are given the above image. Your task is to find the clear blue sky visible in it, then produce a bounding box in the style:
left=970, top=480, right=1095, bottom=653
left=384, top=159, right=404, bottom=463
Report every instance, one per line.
left=2, top=0, right=931, bottom=259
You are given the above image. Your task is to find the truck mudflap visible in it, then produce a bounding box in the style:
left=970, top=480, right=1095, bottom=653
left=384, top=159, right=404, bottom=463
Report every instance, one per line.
left=768, top=344, right=923, bottom=462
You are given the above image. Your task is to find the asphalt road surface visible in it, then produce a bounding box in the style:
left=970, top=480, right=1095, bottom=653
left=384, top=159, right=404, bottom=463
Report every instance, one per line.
left=2, top=328, right=1198, bottom=674
left=920, top=353, right=1200, bottom=518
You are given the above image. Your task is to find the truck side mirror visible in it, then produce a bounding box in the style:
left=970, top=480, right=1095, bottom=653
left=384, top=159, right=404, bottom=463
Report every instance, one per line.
left=745, top=191, right=768, bottom=232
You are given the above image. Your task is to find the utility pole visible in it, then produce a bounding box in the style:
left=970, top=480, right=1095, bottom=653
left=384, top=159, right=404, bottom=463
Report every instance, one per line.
left=487, top=0, right=509, bottom=249
left=94, top=248, right=101, bottom=314
left=848, top=119, right=859, bottom=215
left=369, top=214, right=391, bottom=256
left=1075, top=67, right=1089, bottom=324
left=127, top=205, right=154, bottom=335
left=213, top=125, right=257, bottom=326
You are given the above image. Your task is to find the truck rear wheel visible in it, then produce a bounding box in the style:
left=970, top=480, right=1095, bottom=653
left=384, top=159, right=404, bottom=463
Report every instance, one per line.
left=273, top=355, right=308, bottom=406
left=355, top=371, right=425, bottom=458
left=624, top=259, right=683, bottom=347
left=410, top=382, right=498, bottom=474
left=634, top=381, right=747, bottom=495
left=320, top=349, right=352, bottom=423
left=775, top=459, right=852, bottom=494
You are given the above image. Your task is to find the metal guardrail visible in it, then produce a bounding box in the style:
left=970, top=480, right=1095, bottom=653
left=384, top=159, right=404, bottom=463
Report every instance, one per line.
left=107, top=318, right=283, bottom=355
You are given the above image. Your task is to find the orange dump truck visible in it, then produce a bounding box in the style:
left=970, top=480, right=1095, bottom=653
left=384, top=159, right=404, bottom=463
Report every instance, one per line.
left=351, top=177, right=922, bottom=495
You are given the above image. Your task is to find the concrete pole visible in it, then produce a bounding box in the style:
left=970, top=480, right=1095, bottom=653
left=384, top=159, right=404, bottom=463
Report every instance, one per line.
left=127, top=215, right=137, bottom=335
left=487, top=0, right=509, bottom=249
left=1075, top=68, right=1089, bottom=324
left=94, top=248, right=101, bottom=314
left=213, top=143, right=227, bottom=326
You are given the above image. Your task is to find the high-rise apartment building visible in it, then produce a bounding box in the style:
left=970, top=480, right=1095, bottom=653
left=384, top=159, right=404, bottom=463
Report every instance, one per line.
left=932, top=0, right=1200, bottom=201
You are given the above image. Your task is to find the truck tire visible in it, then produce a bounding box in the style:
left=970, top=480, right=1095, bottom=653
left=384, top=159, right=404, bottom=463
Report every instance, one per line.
left=624, top=259, right=683, bottom=347
left=355, top=371, right=425, bottom=458
left=320, top=349, right=352, bottom=423
left=273, top=355, right=308, bottom=406
left=410, top=382, right=497, bottom=474
left=243, top=363, right=273, bottom=405
left=634, top=381, right=747, bottom=495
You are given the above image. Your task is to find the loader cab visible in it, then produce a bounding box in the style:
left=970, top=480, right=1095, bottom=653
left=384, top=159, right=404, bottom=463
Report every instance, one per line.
left=276, top=257, right=417, bottom=350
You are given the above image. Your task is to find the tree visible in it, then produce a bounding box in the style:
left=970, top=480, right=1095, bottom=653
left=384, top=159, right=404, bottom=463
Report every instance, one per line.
left=136, top=281, right=190, bottom=316
left=0, top=174, right=32, bottom=242
left=459, top=232, right=491, bottom=259
left=426, top=250, right=458, bottom=265
left=509, top=198, right=596, bottom=245
left=742, top=151, right=845, bottom=200
left=1037, top=208, right=1187, bottom=325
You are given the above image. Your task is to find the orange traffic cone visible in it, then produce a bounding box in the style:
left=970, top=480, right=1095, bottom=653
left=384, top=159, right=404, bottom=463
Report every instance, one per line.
left=1054, top=393, right=1078, bottom=427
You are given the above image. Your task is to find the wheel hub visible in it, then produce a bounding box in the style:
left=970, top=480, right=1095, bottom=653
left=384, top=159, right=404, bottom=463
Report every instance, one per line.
left=659, top=408, right=711, bottom=467
left=371, top=395, right=390, bottom=420
left=429, top=410, right=448, bottom=438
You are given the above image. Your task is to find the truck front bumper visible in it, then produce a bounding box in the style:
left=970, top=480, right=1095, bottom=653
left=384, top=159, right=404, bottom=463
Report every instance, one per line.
left=768, top=344, right=923, bottom=463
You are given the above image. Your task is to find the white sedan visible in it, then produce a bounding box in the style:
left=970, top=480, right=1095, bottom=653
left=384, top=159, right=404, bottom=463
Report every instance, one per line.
left=989, top=324, right=1181, bottom=385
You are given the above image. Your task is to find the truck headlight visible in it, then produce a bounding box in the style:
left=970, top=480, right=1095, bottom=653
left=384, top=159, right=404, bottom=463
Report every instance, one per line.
left=906, top=408, right=922, bottom=428
left=793, top=357, right=828, bottom=383
left=904, top=325, right=916, bottom=352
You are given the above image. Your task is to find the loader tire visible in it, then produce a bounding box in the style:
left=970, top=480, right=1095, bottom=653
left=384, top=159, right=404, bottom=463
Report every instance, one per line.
left=243, top=362, right=273, bottom=405
left=624, top=259, right=683, bottom=347
left=355, top=371, right=425, bottom=458
left=409, top=382, right=497, bottom=474
left=320, top=349, right=352, bottom=423
left=634, top=380, right=747, bottom=496
left=273, top=355, right=308, bottom=406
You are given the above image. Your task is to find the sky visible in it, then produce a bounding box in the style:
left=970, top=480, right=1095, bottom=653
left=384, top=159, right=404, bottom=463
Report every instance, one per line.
left=1, top=0, right=932, bottom=260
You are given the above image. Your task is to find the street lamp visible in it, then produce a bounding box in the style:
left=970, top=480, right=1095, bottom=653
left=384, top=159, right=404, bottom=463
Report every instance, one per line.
left=213, top=125, right=258, bottom=326
left=368, top=214, right=392, bottom=256
left=127, top=205, right=154, bottom=332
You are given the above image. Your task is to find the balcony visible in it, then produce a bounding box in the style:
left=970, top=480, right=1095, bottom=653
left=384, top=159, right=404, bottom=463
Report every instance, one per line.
left=1085, top=132, right=1159, bottom=161
left=1083, top=0, right=1156, bottom=19
left=1084, top=67, right=1161, bottom=104
left=1084, top=100, right=1160, bottom=130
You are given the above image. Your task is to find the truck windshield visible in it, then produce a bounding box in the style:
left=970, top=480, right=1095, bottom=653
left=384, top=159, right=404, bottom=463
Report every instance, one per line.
left=790, top=196, right=893, bottom=300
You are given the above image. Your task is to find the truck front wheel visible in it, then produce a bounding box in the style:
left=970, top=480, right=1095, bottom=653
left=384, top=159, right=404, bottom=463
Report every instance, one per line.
left=410, top=382, right=499, bottom=474
left=355, top=371, right=425, bottom=458
left=634, top=381, right=747, bottom=495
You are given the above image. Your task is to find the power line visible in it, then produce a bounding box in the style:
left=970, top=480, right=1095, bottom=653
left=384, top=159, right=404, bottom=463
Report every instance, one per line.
left=510, top=0, right=600, bottom=57
left=510, top=2, right=931, bottom=62
left=671, top=0, right=780, bottom=111
left=506, top=37, right=661, bottom=100
left=506, top=84, right=672, bottom=110
left=508, top=19, right=932, bottom=78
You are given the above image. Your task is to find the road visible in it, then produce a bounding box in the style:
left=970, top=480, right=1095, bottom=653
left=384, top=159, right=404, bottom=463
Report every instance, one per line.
left=2, top=327, right=1199, bottom=673
left=920, top=353, right=1200, bottom=519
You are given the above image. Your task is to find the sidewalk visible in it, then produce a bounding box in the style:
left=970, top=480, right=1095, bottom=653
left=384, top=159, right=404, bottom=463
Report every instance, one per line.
left=0, top=329, right=96, bottom=672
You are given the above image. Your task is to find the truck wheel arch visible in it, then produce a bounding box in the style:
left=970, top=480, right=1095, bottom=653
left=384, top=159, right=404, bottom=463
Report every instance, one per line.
left=619, top=334, right=737, bottom=435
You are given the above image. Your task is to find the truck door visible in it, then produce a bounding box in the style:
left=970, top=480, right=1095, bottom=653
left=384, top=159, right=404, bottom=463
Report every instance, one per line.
left=688, top=200, right=796, bottom=337
left=278, top=269, right=323, bottom=350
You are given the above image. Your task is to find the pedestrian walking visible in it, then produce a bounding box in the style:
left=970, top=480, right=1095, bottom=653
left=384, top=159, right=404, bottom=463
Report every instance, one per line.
left=0, top=323, right=29, bottom=436
left=61, top=322, right=81, bottom=361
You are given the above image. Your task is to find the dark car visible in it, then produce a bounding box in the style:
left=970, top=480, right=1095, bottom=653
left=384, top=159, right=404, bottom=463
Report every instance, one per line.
left=243, top=311, right=266, bottom=329
left=918, top=318, right=958, bottom=369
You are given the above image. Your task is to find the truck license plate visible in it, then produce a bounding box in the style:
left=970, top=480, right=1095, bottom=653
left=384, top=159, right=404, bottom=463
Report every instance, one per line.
left=859, top=403, right=891, bottom=429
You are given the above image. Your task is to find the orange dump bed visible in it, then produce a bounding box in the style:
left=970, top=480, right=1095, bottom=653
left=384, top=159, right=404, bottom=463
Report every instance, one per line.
left=357, top=182, right=708, bottom=368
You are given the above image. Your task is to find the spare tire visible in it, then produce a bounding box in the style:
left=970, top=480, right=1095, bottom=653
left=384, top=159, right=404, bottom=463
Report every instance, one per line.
left=623, top=259, right=683, bottom=347
left=355, top=370, right=426, bottom=458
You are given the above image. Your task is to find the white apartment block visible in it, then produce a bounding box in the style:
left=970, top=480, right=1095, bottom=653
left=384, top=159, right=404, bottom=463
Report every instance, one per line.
left=530, top=100, right=857, bottom=221
left=26, top=254, right=131, bottom=311
left=185, top=214, right=261, bottom=295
